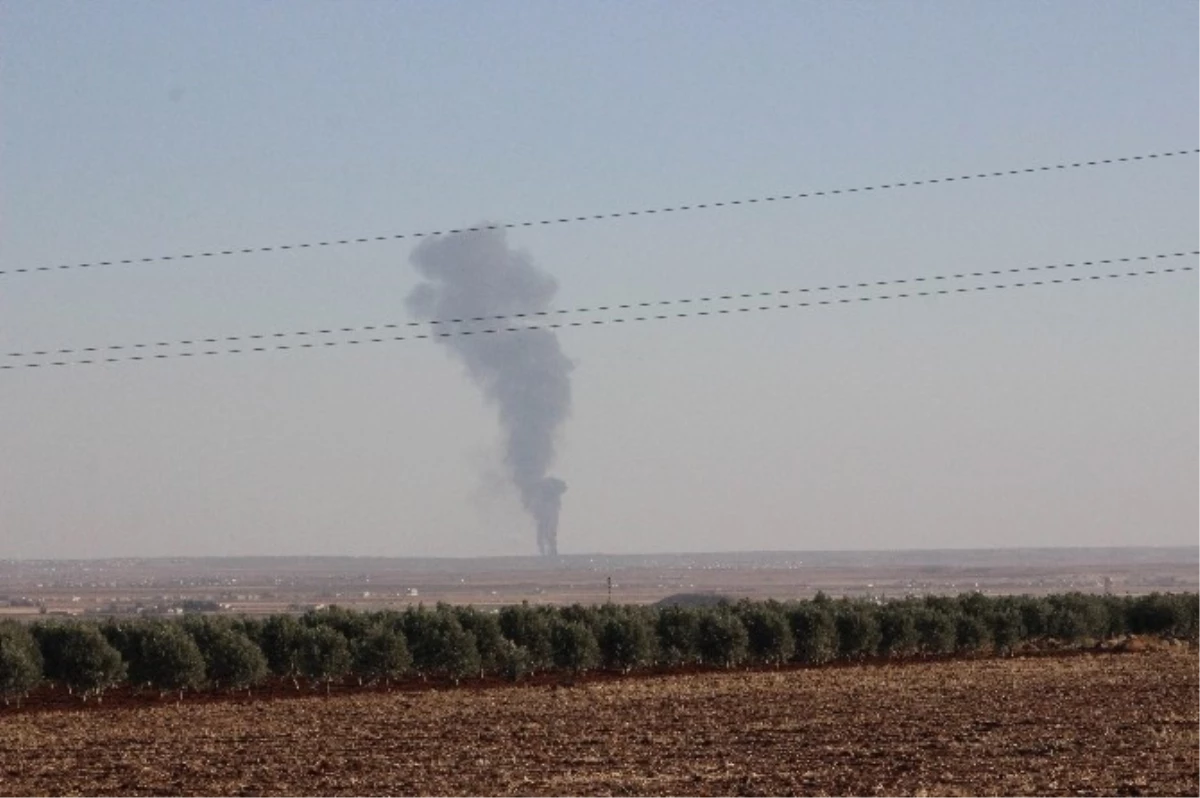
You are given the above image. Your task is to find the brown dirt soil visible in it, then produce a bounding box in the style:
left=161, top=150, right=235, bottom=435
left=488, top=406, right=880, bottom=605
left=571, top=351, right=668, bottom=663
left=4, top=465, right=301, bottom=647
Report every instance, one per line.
left=1, top=650, right=1196, bottom=797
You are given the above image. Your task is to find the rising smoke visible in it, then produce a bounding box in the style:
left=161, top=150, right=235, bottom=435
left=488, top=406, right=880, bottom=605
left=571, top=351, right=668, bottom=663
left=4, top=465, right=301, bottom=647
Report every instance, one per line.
left=406, top=229, right=572, bottom=556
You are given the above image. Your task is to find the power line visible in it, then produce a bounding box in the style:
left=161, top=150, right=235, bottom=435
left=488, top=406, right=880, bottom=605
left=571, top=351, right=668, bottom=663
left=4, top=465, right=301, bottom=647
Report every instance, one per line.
left=2, top=148, right=1194, bottom=279
left=3, top=262, right=1192, bottom=372
left=5, top=250, right=1194, bottom=363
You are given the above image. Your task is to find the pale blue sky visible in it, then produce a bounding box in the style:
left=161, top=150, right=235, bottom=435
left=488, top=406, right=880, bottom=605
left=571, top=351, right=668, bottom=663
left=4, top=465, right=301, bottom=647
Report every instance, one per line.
left=1, top=2, right=1196, bottom=558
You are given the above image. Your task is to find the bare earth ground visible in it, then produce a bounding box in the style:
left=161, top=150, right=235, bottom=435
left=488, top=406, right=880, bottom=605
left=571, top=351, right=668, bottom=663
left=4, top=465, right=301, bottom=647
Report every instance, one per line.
left=1, top=649, right=1195, bottom=797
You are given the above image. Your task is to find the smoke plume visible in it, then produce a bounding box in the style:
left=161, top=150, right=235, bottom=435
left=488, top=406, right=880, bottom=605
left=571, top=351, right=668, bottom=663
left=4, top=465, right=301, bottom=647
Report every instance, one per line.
left=406, top=229, right=572, bottom=556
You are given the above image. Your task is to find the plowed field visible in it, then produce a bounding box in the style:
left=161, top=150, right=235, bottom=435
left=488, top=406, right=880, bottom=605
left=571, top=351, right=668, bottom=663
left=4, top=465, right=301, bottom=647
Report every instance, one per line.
left=1, top=649, right=1196, bottom=796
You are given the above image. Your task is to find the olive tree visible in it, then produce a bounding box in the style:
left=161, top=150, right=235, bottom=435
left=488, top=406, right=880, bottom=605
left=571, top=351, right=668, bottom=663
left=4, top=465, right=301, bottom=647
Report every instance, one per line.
left=1045, top=593, right=1108, bottom=644
left=833, top=601, right=881, bottom=660
left=1129, top=593, right=1199, bottom=639
left=551, top=619, right=600, bottom=674
left=876, top=603, right=920, bottom=658
left=596, top=608, right=656, bottom=673
left=954, top=614, right=992, bottom=654
left=351, top=623, right=411, bottom=686
left=32, top=622, right=125, bottom=701
left=403, top=607, right=481, bottom=684
left=915, top=607, right=958, bottom=655
left=655, top=606, right=701, bottom=666
left=182, top=617, right=268, bottom=691
left=454, top=608, right=509, bottom=677
left=987, top=607, right=1025, bottom=655
left=298, top=625, right=352, bottom=692
left=255, top=614, right=306, bottom=684
left=0, top=622, right=43, bottom=706
left=788, top=602, right=838, bottom=665
left=103, top=620, right=206, bottom=695
left=737, top=601, right=794, bottom=665
left=696, top=607, right=749, bottom=668
left=498, top=603, right=555, bottom=672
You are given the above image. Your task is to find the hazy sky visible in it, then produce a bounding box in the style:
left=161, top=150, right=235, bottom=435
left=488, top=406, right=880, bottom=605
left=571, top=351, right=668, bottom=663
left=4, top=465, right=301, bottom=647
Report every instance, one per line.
left=2, top=2, right=1196, bottom=559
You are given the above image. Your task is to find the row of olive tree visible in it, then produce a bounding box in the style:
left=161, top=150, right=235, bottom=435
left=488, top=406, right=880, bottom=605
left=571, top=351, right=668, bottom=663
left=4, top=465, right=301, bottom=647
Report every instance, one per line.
left=1, top=591, right=1194, bottom=704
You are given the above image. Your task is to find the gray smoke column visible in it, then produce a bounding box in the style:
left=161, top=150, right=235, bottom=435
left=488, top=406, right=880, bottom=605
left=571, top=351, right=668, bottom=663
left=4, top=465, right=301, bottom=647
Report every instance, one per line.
left=406, top=229, right=572, bottom=556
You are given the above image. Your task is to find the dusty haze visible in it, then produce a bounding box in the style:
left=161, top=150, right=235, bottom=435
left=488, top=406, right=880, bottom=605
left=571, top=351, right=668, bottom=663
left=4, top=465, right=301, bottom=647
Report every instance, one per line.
left=1, top=4, right=1195, bottom=559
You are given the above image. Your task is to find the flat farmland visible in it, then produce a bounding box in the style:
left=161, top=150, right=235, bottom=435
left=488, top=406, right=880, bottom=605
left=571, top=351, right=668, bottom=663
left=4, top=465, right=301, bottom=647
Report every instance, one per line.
left=4, top=548, right=1197, bottom=618
left=1, top=649, right=1195, bottom=797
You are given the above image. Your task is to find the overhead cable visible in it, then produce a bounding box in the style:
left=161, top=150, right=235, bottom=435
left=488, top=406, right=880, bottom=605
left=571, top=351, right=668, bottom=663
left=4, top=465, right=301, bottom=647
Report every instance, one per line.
left=5, top=251, right=1194, bottom=363
left=3, top=259, right=1193, bottom=372
left=2, top=148, right=1194, bottom=279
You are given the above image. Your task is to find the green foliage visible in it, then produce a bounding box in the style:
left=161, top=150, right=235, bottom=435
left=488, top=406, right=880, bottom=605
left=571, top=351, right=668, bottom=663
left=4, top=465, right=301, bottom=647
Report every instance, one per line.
left=1128, top=593, right=1199, bottom=639
left=255, top=614, right=306, bottom=678
left=205, top=628, right=268, bottom=690
left=498, top=603, right=555, bottom=671
left=297, top=625, right=352, bottom=687
left=987, top=607, right=1025, bottom=654
left=302, top=605, right=372, bottom=640
left=351, top=624, right=411, bottom=684
left=497, top=639, right=532, bottom=681
left=954, top=613, right=992, bottom=654
left=558, top=604, right=601, bottom=631
left=737, top=601, right=794, bottom=665
left=956, top=592, right=992, bottom=620
left=1045, top=593, right=1108, bottom=644
left=454, top=608, right=508, bottom=676
left=550, top=620, right=600, bottom=673
left=833, top=602, right=881, bottom=660
left=914, top=608, right=958, bottom=655
left=596, top=607, right=656, bottom=672
left=877, top=603, right=920, bottom=657
left=1180, top=595, right=1200, bottom=638
left=655, top=605, right=701, bottom=666
left=403, top=607, right=481, bottom=683
left=0, top=622, right=43, bottom=703
left=32, top=622, right=125, bottom=699
left=8, top=590, right=1195, bottom=701
left=103, top=620, right=207, bottom=692
left=1014, top=596, right=1052, bottom=639
left=1099, top=595, right=1130, bottom=638
left=181, top=617, right=268, bottom=690
left=696, top=608, right=749, bottom=668
left=787, top=603, right=838, bottom=665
